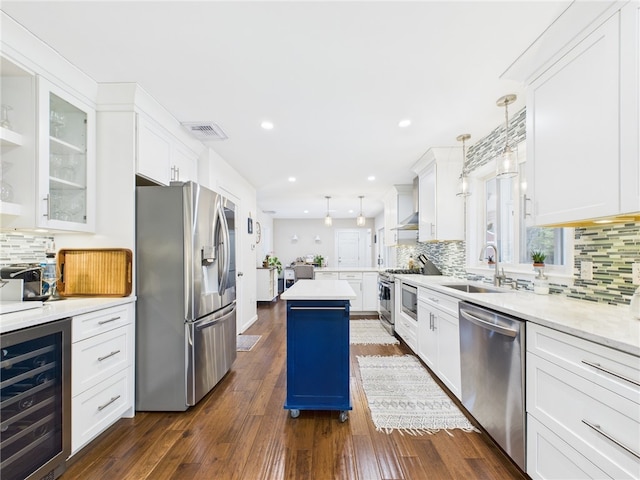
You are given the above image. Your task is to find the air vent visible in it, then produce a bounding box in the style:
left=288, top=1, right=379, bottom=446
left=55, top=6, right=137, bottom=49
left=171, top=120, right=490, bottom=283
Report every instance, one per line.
left=181, top=122, right=228, bottom=140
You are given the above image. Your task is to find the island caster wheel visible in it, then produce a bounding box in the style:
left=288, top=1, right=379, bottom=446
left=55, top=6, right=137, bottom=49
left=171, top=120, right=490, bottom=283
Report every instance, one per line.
left=339, top=411, right=348, bottom=423
left=290, top=409, right=300, bottom=419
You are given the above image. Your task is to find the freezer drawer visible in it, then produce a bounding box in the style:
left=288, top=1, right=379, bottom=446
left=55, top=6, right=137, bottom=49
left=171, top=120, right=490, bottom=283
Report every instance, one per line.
left=186, top=303, right=237, bottom=406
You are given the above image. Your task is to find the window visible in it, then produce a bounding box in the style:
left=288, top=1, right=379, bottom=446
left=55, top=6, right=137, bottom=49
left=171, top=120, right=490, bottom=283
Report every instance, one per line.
left=470, top=146, right=572, bottom=276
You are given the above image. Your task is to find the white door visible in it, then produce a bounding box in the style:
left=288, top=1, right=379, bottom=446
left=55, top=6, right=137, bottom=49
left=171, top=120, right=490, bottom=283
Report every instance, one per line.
left=336, top=229, right=372, bottom=267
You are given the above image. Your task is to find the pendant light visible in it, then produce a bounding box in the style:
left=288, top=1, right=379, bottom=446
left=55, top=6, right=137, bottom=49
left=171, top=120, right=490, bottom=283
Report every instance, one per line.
left=456, top=133, right=471, bottom=197
left=356, top=196, right=366, bottom=226
left=324, top=196, right=332, bottom=226
left=495, top=94, right=518, bottom=178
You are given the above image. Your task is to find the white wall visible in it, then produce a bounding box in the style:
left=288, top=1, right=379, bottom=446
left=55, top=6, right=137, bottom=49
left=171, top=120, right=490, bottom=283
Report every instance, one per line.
left=273, top=218, right=375, bottom=268
left=199, top=147, right=258, bottom=333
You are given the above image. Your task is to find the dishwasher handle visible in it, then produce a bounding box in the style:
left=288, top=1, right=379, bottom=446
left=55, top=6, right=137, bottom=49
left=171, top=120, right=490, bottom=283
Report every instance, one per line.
left=460, top=309, right=518, bottom=338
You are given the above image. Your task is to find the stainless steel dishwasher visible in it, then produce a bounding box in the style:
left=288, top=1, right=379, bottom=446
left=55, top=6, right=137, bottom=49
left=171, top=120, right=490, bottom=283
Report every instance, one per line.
left=458, top=301, right=526, bottom=472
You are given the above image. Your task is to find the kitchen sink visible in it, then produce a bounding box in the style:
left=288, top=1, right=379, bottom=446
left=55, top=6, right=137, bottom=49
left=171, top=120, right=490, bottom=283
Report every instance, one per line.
left=442, top=283, right=506, bottom=294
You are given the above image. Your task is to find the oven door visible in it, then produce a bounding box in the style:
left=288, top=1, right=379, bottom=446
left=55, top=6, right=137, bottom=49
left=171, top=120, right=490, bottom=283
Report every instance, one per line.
left=378, top=277, right=394, bottom=332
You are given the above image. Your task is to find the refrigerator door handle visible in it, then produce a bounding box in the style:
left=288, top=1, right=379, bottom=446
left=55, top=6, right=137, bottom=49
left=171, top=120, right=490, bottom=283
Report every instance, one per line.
left=217, top=201, right=231, bottom=295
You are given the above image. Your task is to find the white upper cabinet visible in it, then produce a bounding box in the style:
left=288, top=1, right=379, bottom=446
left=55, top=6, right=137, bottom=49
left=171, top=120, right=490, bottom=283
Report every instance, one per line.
left=37, top=77, right=96, bottom=232
left=412, top=147, right=464, bottom=242
left=505, top=1, right=639, bottom=226
left=137, top=114, right=171, bottom=185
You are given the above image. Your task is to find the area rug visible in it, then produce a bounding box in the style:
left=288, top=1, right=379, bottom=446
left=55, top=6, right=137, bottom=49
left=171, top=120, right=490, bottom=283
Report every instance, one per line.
left=236, top=335, right=261, bottom=351
left=357, top=355, right=479, bottom=435
left=350, top=319, right=399, bottom=345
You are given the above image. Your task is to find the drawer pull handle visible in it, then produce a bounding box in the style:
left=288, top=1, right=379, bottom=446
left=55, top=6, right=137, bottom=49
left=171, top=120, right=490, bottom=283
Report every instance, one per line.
left=290, top=306, right=346, bottom=311
left=98, top=316, right=121, bottom=325
left=98, top=350, right=121, bottom=362
left=98, top=395, right=121, bottom=412
left=581, top=360, right=640, bottom=387
left=429, top=297, right=439, bottom=303
left=582, top=420, right=640, bottom=459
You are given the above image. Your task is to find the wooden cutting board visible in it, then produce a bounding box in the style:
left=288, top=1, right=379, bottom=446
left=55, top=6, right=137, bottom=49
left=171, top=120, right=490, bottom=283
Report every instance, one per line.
left=58, top=249, right=133, bottom=297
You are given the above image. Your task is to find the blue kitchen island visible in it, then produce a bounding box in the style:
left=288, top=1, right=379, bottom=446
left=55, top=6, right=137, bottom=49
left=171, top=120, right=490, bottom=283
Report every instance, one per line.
left=280, top=279, right=356, bottom=422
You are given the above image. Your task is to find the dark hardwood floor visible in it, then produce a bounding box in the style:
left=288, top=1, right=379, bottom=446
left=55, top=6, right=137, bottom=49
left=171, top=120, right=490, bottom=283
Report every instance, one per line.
left=63, top=299, right=527, bottom=480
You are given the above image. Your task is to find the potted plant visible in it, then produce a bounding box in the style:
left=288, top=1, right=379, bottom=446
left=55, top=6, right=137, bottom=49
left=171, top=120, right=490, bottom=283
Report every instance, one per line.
left=313, top=254, right=324, bottom=267
left=268, top=255, right=283, bottom=275
left=531, top=250, right=546, bottom=267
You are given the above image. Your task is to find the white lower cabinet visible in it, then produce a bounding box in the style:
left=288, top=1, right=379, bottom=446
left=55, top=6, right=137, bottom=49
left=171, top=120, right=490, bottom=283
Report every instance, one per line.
left=71, top=302, right=135, bottom=455
left=526, top=323, right=640, bottom=479
left=362, top=272, right=378, bottom=311
left=416, top=287, right=461, bottom=399
left=339, top=272, right=363, bottom=311
left=256, top=267, right=278, bottom=302
left=396, top=311, right=418, bottom=352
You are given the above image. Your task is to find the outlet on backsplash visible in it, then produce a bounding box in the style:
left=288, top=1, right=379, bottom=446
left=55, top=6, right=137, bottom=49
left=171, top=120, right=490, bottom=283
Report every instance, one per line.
left=633, top=263, right=640, bottom=285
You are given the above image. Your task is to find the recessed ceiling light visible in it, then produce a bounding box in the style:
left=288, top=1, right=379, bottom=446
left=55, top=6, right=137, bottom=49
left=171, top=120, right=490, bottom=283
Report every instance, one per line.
left=261, top=121, right=274, bottom=130
left=398, top=119, right=412, bottom=128
left=303, top=209, right=309, bottom=214
left=367, top=175, right=375, bottom=181
left=288, top=177, right=296, bottom=182
left=348, top=209, right=354, bottom=214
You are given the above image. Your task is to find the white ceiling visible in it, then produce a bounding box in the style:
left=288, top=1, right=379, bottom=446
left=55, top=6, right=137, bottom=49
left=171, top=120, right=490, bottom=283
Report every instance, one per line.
left=1, top=1, right=568, bottom=219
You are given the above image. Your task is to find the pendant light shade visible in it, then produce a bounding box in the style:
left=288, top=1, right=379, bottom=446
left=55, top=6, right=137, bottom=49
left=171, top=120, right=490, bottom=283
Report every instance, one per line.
left=495, top=94, right=518, bottom=178
left=356, top=195, right=366, bottom=226
left=456, top=133, right=471, bottom=197
left=324, top=196, right=332, bottom=226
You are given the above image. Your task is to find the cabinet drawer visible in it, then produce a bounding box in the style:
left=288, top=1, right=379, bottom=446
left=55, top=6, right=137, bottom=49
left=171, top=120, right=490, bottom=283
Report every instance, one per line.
left=339, top=272, right=363, bottom=280
left=72, top=325, right=133, bottom=395
left=72, top=368, right=131, bottom=454
left=527, top=414, right=609, bottom=480
left=418, top=287, right=458, bottom=317
left=315, top=272, right=339, bottom=280
left=527, top=323, right=639, bottom=404
left=72, top=304, right=132, bottom=342
left=397, top=312, right=417, bottom=351
left=527, top=353, right=640, bottom=478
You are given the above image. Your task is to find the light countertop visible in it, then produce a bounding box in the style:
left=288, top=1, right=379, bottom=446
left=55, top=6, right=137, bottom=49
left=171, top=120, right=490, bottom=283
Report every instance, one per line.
left=0, top=296, right=136, bottom=334
left=313, top=267, right=382, bottom=273
left=395, top=274, right=640, bottom=357
left=280, top=279, right=357, bottom=301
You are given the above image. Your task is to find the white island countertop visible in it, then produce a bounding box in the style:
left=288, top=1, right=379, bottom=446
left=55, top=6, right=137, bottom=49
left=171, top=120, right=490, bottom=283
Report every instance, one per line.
left=281, top=279, right=356, bottom=301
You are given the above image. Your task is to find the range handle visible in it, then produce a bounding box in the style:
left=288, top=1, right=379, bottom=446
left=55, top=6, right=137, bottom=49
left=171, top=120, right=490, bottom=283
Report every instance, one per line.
left=460, top=309, right=517, bottom=338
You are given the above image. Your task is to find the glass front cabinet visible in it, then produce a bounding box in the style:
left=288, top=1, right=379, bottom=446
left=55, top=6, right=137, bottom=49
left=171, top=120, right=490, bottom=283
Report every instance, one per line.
left=37, top=77, right=95, bottom=232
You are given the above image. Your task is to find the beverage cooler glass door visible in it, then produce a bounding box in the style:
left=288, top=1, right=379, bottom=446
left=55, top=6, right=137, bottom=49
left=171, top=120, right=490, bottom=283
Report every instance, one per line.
left=0, top=318, right=71, bottom=480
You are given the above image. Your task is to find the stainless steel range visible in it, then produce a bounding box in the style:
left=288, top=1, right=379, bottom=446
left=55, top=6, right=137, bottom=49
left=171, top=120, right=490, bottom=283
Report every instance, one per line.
left=377, top=269, right=422, bottom=335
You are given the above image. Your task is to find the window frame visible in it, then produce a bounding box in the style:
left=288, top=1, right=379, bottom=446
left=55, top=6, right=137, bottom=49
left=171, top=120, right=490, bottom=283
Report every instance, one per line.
left=465, top=142, right=574, bottom=283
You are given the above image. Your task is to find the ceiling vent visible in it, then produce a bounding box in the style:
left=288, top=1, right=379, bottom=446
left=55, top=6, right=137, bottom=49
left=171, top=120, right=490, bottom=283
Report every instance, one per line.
left=181, top=122, right=228, bottom=140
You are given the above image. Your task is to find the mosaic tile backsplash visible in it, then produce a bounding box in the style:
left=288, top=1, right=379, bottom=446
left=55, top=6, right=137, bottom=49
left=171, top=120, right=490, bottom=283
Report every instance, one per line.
left=0, top=233, right=54, bottom=266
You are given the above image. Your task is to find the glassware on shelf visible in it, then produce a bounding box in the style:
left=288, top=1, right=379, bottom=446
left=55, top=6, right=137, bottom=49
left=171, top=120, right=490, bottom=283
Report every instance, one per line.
left=49, top=109, right=65, bottom=138
left=1, top=180, right=14, bottom=202
left=1, top=104, right=13, bottom=130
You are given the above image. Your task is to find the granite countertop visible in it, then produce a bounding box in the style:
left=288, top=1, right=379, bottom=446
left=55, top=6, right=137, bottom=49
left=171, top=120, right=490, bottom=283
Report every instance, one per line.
left=0, top=296, right=136, bottom=334
left=280, top=279, right=357, bottom=300
left=395, top=274, right=640, bottom=357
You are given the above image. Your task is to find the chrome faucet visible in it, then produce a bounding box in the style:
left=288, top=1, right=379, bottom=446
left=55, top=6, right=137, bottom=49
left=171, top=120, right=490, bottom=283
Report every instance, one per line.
left=480, top=242, right=506, bottom=287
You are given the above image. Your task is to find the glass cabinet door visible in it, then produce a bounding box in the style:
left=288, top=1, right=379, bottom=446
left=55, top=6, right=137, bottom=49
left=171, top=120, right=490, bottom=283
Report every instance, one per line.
left=38, top=77, right=95, bottom=232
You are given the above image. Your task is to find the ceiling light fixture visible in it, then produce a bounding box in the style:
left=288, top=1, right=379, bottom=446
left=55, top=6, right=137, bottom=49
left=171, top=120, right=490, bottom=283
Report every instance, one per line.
left=398, top=119, right=411, bottom=128
left=495, top=94, right=518, bottom=178
left=260, top=121, right=274, bottom=130
left=288, top=176, right=296, bottom=182
left=324, top=196, right=332, bottom=226
left=356, top=195, right=366, bottom=227
left=367, top=175, right=375, bottom=181
left=456, top=133, right=471, bottom=197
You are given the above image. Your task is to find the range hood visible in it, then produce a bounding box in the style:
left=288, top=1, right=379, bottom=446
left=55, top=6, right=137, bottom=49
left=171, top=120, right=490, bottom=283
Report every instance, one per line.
left=394, top=177, right=419, bottom=230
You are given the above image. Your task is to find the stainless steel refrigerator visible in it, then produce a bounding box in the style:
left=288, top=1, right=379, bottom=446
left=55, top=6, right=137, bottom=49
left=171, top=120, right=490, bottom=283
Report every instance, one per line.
left=135, top=181, right=236, bottom=411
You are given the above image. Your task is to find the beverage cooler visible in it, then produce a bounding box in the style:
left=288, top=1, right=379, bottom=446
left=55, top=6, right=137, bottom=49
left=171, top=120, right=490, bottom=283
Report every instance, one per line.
left=1, top=318, right=71, bottom=480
